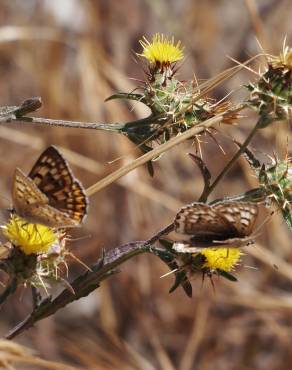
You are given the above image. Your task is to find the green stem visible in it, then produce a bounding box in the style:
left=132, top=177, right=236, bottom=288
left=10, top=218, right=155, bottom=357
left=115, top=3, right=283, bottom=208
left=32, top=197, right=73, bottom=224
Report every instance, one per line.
left=200, top=121, right=261, bottom=202
left=9, top=113, right=160, bottom=133
left=13, top=116, right=126, bottom=131
left=209, top=187, right=267, bottom=204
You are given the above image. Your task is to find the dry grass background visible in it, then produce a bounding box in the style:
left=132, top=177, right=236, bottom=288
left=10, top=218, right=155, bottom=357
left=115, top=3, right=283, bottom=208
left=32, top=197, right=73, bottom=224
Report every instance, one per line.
left=0, top=0, right=291, bottom=369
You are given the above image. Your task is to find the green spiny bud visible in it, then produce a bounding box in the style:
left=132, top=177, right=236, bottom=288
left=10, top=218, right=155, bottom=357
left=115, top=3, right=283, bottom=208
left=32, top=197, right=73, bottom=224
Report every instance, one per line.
left=259, top=157, right=292, bottom=226
left=246, top=46, right=292, bottom=128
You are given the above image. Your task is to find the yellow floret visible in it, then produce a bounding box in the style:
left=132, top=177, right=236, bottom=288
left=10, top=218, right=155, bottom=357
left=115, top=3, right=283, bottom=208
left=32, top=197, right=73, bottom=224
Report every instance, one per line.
left=140, top=33, right=184, bottom=64
left=200, top=248, right=242, bottom=272
left=2, top=215, right=57, bottom=255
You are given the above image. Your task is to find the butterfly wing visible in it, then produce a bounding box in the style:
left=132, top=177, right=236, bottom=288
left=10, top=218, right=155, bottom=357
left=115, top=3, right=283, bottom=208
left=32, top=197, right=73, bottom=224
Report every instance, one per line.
left=12, top=168, right=79, bottom=228
left=28, top=146, right=88, bottom=224
left=174, top=202, right=237, bottom=240
left=13, top=167, right=49, bottom=213
left=174, top=201, right=259, bottom=250
left=212, top=202, right=258, bottom=238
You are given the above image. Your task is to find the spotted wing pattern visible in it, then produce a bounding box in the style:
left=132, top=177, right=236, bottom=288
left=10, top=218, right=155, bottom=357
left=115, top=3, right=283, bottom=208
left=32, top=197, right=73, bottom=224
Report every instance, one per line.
left=174, top=201, right=258, bottom=250
left=212, top=202, right=258, bottom=238
left=12, top=146, right=88, bottom=228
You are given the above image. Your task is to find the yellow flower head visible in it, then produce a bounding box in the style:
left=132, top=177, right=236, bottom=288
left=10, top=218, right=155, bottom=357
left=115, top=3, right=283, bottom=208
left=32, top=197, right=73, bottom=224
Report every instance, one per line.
left=2, top=215, right=57, bottom=255
left=139, top=34, right=184, bottom=64
left=200, top=248, right=242, bottom=272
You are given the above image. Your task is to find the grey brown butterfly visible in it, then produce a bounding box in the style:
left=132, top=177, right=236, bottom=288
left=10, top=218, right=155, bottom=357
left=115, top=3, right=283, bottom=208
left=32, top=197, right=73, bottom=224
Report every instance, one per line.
left=12, top=146, right=88, bottom=228
left=173, top=201, right=259, bottom=252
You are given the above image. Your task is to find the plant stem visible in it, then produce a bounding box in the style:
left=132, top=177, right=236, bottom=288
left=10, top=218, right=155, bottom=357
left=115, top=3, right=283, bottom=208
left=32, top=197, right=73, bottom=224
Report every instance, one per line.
left=86, top=114, right=224, bottom=197
left=12, top=116, right=126, bottom=131
left=5, top=223, right=174, bottom=339
left=199, top=121, right=260, bottom=202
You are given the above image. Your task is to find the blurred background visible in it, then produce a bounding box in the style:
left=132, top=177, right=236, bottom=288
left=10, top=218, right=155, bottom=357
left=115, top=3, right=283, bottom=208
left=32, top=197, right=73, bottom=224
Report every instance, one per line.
left=0, top=0, right=291, bottom=369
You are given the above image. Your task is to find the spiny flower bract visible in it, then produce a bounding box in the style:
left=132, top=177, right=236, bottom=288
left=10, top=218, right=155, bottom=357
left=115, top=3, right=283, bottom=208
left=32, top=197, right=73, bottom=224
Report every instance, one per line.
left=269, top=44, right=292, bottom=71
left=246, top=44, right=292, bottom=127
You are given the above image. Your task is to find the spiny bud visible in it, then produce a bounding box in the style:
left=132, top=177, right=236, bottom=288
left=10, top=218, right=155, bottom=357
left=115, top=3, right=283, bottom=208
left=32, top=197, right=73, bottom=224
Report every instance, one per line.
left=259, top=156, right=292, bottom=228
left=246, top=45, right=292, bottom=128
left=241, top=146, right=291, bottom=229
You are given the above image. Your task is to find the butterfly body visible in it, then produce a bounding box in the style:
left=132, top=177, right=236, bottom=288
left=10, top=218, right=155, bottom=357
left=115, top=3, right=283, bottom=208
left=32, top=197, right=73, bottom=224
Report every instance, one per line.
left=173, top=201, right=258, bottom=251
left=12, top=146, right=88, bottom=229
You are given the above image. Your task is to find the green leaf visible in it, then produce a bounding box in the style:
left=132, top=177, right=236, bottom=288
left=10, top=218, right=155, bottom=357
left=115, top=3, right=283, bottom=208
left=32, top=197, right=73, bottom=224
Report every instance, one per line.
left=105, top=93, right=145, bottom=103
left=155, top=241, right=192, bottom=298
left=169, top=270, right=192, bottom=298
left=217, top=270, right=238, bottom=282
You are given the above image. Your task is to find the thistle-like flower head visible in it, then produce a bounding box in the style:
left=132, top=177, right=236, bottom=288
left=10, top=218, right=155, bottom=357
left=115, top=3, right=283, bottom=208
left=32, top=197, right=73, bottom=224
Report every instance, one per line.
left=140, top=33, right=184, bottom=66
left=246, top=43, right=292, bottom=127
left=2, top=215, right=57, bottom=255
left=200, top=248, right=243, bottom=272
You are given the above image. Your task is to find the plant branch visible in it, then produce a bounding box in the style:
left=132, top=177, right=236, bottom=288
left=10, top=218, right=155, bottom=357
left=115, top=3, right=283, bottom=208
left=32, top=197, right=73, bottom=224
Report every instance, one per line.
left=5, top=223, right=174, bottom=340
left=85, top=114, right=224, bottom=197
left=199, top=120, right=261, bottom=202
left=13, top=116, right=127, bottom=131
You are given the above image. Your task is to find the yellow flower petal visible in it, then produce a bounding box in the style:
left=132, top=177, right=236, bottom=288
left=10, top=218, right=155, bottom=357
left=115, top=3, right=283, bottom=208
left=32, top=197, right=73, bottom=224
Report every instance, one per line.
left=2, top=215, right=57, bottom=255
left=200, top=248, right=242, bottom=272
left=139, top=33, right=184, bottom=64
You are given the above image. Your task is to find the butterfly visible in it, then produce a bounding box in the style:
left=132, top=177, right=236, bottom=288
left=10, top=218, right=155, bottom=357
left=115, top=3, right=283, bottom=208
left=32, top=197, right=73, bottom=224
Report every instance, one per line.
left=12, top=146, right=88, bottom=228
left=173, top=201, right=259, bottom=252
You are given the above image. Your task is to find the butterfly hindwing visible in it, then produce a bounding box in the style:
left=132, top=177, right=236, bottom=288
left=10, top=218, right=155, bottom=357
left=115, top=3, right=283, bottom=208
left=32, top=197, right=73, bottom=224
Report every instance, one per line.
left=12, top=146, right=88, bottom=228
left=13, top=168, right=48, bottom=210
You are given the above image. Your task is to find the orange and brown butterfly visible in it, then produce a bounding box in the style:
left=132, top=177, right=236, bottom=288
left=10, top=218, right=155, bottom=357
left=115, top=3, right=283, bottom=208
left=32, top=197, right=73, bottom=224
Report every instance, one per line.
left=173, top=201, right=259, bottom=252
left=12, top=146, right=88, bottom=229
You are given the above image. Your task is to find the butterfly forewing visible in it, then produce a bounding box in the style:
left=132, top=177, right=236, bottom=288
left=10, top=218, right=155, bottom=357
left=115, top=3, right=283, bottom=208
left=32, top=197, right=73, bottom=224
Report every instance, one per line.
left=212, top=202, right=258, bottom=238
left=175, top=202, right=238, bottom=239
left=12, top=146, right=88, bottom=228
left=28, top=146, right=88, bottom=224
left=174, top=201, right=259, bottom=249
